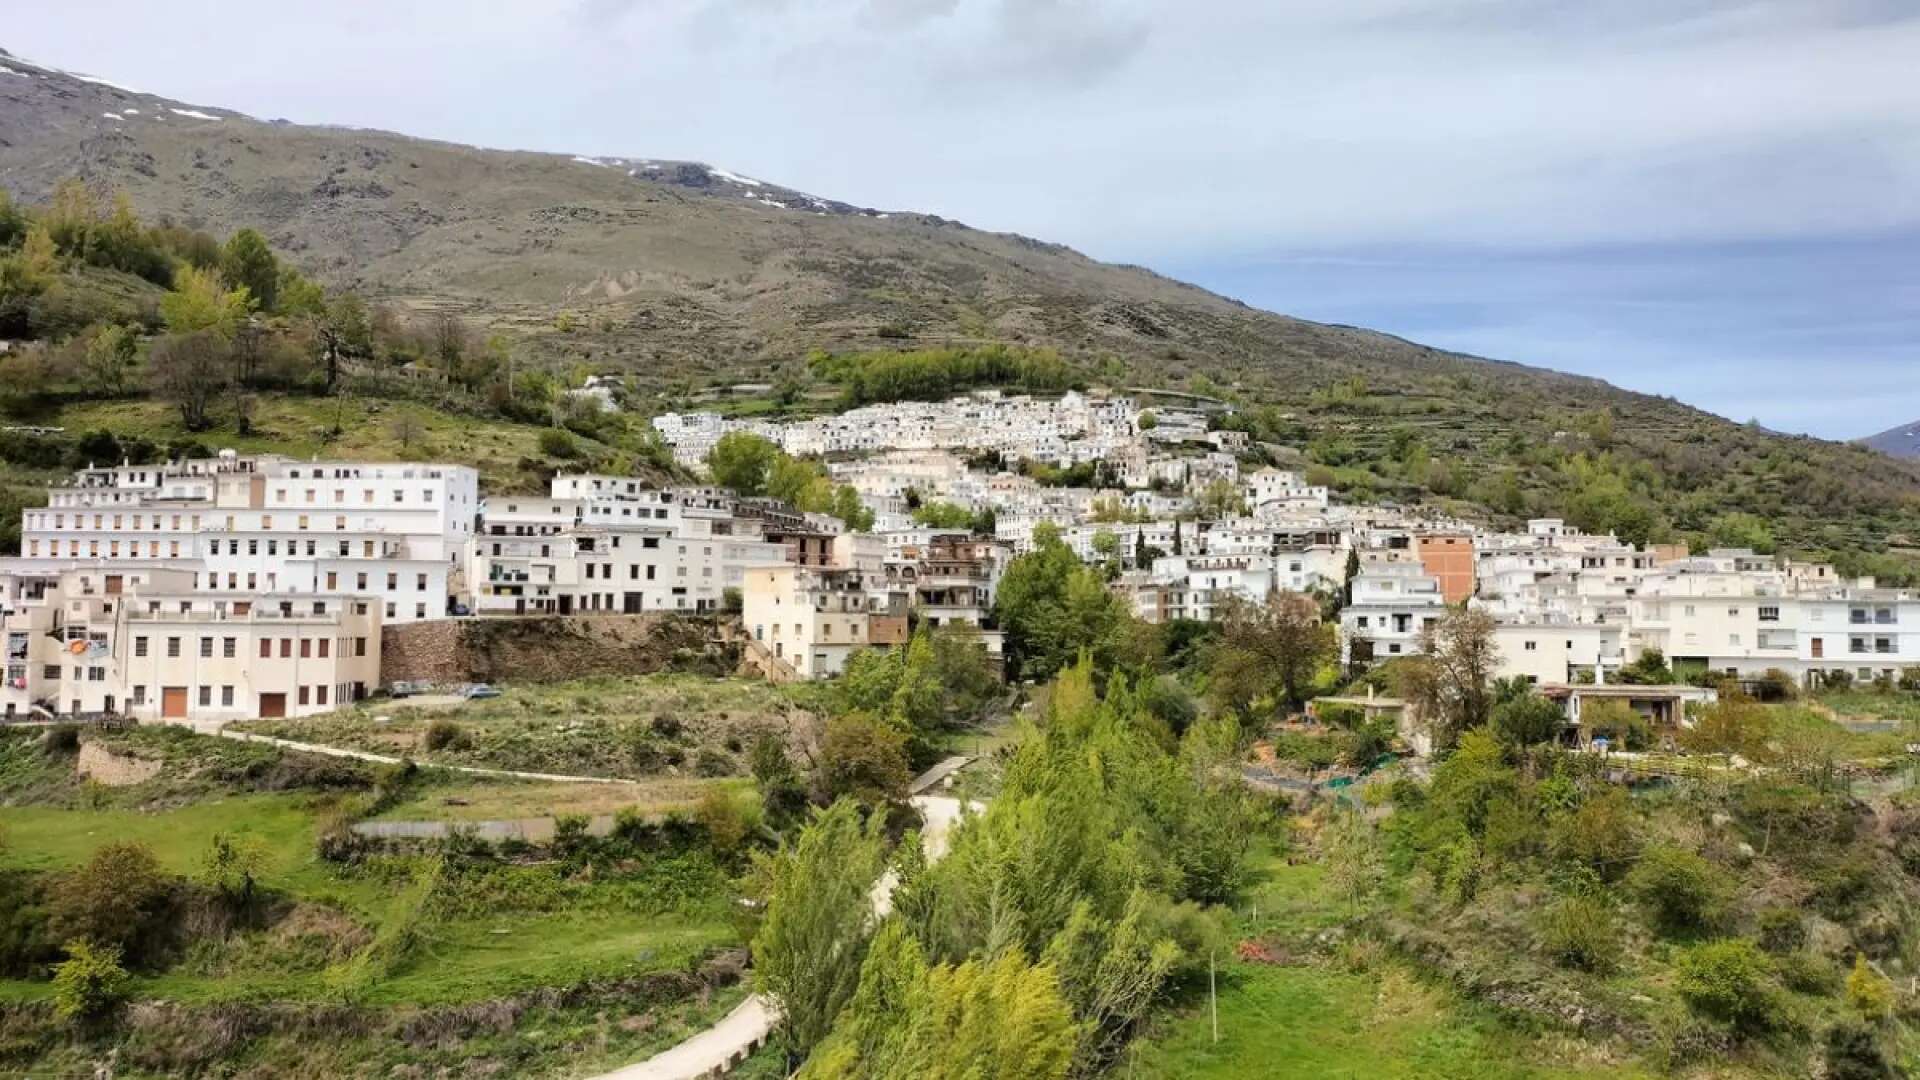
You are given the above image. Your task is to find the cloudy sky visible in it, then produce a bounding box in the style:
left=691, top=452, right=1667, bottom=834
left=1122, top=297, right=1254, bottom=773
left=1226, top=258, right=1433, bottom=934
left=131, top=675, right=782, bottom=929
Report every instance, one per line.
left=12, top=1, right=1918, bottom=438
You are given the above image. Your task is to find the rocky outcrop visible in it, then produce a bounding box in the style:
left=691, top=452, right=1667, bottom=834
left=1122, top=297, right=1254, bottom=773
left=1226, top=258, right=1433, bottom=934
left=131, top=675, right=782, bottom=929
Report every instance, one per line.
left=76, top=741, right=162, bottom=786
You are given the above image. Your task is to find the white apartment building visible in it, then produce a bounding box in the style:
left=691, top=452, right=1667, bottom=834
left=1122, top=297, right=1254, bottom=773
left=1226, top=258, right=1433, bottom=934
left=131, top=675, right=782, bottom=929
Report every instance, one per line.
left=1340, top=564, right=1446, bottom=664
left=1491, top=621, right=1627, bottom=686
left=471, top=478, right=791, bottom=616
left=2, top=564, right=379, bottom=723
left=17, top=452, right=478, bottom=623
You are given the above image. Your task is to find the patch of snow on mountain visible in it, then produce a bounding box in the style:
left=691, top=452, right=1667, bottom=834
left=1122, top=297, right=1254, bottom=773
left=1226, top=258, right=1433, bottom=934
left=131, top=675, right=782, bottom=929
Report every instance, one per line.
left=72, top=73, right=146, bottom=94
left=571, top=155, right=609, bottom=167
left=169, top=108, right=220, bottom=120
left=102, top=112, right=122, bottom=120
left=708, top=167, right=760, bottom=187
left=122, top=108, right=138, bottom=114
left=0, top=65, right=27, bottom=77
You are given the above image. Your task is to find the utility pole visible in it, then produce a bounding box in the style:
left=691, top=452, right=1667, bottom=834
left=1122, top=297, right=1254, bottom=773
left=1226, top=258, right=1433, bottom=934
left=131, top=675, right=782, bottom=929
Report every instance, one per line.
left=1209, top=949, right=1219, bottom=1044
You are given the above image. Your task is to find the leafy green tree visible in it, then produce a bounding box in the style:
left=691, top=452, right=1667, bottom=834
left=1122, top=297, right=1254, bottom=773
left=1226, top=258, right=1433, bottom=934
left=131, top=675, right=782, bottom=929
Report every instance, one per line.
left=81, top=324, right=138, bottom=396
left=1708, top=511, right=1776, bottom=554
left=912, top=501, right=976, bottom=529
left=219, top=229, right=280, bottom=313
left=1489, top=692, right=1566, bottom=748
left=48, top=842, right=168, bottom=962
left=803, top=921, right=1077, bottom=1080
left=1207, top=590, right=1335, bottom=720
left=275, top=265, right=327, bottom=318
left=51, top=939, right=130, bottom=1021
left=752, top=799, right=891, bottom=1059
left=161, top=264, right=251, bottom=338
left=1847, top=953, right=1894, bottom=1021
left=818, top=712, right=911, bottom=809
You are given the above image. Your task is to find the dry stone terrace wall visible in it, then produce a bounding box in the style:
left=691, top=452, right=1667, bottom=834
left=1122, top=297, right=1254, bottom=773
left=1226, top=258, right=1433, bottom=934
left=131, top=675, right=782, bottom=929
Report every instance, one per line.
left=379, top=614, right=742, bottom=686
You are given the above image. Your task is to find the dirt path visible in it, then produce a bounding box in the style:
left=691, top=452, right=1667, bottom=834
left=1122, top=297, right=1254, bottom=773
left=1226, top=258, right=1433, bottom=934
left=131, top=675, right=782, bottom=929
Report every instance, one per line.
left=590, top=762, right=977, bottom=1080
left=213, top=729, right=640, bottom=785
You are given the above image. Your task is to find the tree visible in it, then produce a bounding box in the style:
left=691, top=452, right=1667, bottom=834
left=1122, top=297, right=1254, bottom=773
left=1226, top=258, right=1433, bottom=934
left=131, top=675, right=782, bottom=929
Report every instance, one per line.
left=197, top=833, right=268, bottom=911
left=1847, top=953, right=1894, bottom=1021
left=48, top=842, right=168, bottom=961
left=81, top=324, right=138, bottom=396
left=1208, top=590, right=1335, bottom=719
left=1397, top=608, right=1500, bottom=750
left=219, top=229, right=279, bottom=313
left=317, top=294, right=372, bottom=392
left=912, top=501, right=975, bottom=529
left=818, top=712, right=911, bottom=809
left=160, top=264, right=250, bottom=338
left=804, top=921, right=1077, bottom=1080
left=51, top=939, right=130, bottom=1022
left=1616, top=647, right=1676, bottom=685
left=389, top=413, right=429, bottom=454
left=1489, top=692, right=1566, bottom=748
left=706, top=431, right=781, bottom=496
left=1322, top=809, right=1384, bottom=915
left=752, top=799, right=891, bottom=1060
left=1194, top=477, right=1246, bottom=519
left=148, top=331, right=231, bottom=431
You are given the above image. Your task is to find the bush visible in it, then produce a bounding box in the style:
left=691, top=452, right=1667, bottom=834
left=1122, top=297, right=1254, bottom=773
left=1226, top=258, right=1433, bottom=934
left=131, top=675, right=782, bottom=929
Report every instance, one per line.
left=695, top=789, right=753, bottom=856
left=538, top=428, right=578, bottom=458
left=1899, top=667, right=1920, bottom=694
left=1824, top=1020, right=1897, bottom=1079
left=51, top=940, right=130, bottom=1022
left=1755, top=906, right=1805, bottom=954
left=1536, top=893, right=1621, bottom=973
left=1674, top=939, right=1782, bottom=1034
left=422, top=719, right=469, bottom=752
left=1626, top=844, right=1732, bottom=936
left=48, top=843, right=168, bottom=963
left=42, top=725, right=80, bottom=756
left=1547, top=788, right=1639, bottom=881
left=1846, top=954, right=1894, bottom=1020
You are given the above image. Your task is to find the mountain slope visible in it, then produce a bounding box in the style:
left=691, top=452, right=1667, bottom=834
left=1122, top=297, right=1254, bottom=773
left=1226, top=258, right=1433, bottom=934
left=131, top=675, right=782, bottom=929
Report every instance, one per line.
left=2, top=46, right=1917, bottom=575
left=1863, top=421, right=1920, bottom=460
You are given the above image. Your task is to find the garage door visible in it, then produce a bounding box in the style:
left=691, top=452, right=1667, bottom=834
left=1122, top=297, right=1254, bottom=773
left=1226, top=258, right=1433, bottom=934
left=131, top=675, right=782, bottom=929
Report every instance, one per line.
left=259, top=693, right=287, bottom=718
left=161, top=687, right=188, bottom=718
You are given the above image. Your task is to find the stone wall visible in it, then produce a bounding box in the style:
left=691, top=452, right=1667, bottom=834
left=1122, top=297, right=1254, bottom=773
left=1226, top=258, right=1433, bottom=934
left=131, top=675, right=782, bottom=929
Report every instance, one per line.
left=380, top=614, right=742, bottom=687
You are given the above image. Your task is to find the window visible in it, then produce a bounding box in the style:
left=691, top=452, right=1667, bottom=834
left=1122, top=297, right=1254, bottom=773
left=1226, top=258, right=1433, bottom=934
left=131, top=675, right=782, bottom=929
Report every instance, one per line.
left=134, top=636, right=148, bottom=658
left=200, top=636, right=214, bottom=658
left=221, top=686, right=234, bottom=707
left=300, top=639, right=312, bottom=659
left=198, top=686, right=212, bottom=707
left=355, top=637, right=367, bottom=657
left=298, top=686, right=310, bottom=706
left=223, top=637, right=236, bottom=658
left=132, top=685, right=146, bottom=705
left=1523, top=641, right=1537, bottom=651
left=166, top=637, right=181, bottom=658
left=316, top=686, right=329, bottom=706
left=318, top=639, right=330, bottom=658
left=260, top=638, right=272, bottom=658
left=1759, top=606, right=1780, bottom=622
left=280, top=639, right=292, bottom=658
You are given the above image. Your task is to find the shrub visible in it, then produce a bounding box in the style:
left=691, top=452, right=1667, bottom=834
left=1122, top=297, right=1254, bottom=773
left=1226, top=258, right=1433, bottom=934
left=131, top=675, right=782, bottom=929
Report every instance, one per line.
left=51, top=940, right=130, bottom=1022
left=42, top=725, right=80, bottom=757
left=1824, top=1020, right=1897, bottom=1079
left=1548, top=788, right=1639, bottom=881
left=1899, top=667, right=1920, bottom=694
left=1536, top=893, right=1621, bottom=973
left=538, top=428, right=578, bottom=458
left=1755, top=906, right=1805, bottom=954
left=1674, top=939, right=1782, bottom=1034
left=422, top=719, right=469, bottom=752
left=1846, top=954, right=1895, bottom=1020
left=696, top=789, right=752, bottom=855
left=552, top=814, right=592, bottom=857
left=1626, top=844, right=1732, bottom=936
left=48, top=843, right=168, bottom=962
left=694, top=748, right=736, bottom=778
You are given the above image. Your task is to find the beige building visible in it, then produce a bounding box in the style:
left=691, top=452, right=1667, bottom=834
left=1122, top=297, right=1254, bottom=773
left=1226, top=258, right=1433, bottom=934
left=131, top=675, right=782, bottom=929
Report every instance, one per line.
left=2, top=563, right=380, bottom=723
left=742, top=565, right=883, bottom=679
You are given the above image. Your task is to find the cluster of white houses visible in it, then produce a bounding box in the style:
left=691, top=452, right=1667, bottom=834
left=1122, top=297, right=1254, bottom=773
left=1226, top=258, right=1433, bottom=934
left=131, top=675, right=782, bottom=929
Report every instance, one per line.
left=5, top=414, right=1916, bottom=730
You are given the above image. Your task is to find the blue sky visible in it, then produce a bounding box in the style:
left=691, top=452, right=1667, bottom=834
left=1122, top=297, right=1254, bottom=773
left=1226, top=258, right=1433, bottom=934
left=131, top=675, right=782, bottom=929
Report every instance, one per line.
left=12, top=1, right=1917, bottom=439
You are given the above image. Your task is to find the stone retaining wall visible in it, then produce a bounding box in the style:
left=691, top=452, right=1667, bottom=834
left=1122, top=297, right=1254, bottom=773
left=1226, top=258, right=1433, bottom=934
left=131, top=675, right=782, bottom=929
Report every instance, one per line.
left=380, top=614, right=742, bottom=687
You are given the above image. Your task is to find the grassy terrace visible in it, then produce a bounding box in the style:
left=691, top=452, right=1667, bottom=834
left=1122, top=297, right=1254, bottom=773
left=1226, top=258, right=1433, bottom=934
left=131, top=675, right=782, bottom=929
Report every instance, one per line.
left=1124, top=847, right=1656, bottom=1080
left=234, top=674, right=828, bottom=781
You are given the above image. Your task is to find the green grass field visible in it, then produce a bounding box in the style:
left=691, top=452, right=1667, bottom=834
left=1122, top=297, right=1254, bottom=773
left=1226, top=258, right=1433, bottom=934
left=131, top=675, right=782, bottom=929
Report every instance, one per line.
left=1123, top=850, right=1658, bottom=1080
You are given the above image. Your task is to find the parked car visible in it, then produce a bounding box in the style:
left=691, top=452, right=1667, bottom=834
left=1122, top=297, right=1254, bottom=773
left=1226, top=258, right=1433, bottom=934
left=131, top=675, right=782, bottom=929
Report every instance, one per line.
left=389, top=680, right=429, bottom=698
left=463, top=683, right=502, bottom=700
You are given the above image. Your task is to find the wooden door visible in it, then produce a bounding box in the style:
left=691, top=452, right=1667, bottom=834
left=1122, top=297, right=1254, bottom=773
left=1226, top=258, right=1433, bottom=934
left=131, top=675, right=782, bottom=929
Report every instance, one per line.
left=161, top=687, right=188, bottom=718
left=259, top=693, right=287, bottom=718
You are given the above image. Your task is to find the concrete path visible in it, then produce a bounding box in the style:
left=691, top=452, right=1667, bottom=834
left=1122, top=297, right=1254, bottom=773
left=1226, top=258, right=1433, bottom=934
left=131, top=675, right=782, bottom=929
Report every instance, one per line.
left=590, top=791, right=978, bottom=1080
left=214, top=729, right=640, bottom=785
